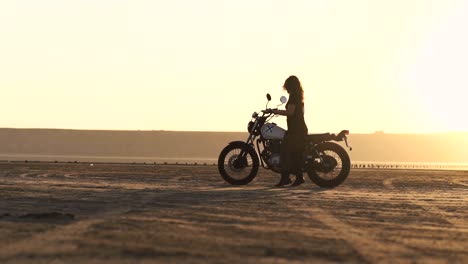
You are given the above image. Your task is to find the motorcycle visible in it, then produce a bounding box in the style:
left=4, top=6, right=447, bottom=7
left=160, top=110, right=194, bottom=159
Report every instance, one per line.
left=218, top=94, right=352, bottom=188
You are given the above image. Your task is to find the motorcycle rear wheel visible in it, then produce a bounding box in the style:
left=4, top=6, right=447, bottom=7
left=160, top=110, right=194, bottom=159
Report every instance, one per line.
left=218, top=142, right=259, bottom=185
left=306, top=142, right=351, bottom=188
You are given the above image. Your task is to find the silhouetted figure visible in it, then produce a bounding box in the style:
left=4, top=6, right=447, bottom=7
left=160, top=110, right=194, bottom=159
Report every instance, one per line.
left=270, top=76, right=308, bottom=187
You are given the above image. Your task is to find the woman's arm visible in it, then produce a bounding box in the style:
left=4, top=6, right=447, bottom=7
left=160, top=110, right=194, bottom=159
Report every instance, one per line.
left=273, top=104, right=295, bottom=117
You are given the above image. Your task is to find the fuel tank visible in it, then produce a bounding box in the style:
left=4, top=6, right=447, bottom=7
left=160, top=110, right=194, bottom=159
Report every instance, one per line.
left=261, top=122, right=286, bottom=140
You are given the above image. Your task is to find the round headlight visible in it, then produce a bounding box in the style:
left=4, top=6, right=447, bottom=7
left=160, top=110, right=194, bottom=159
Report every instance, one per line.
left=252, top=112, right=258, bottom=118
left=248, top=121, right=255, bottom=133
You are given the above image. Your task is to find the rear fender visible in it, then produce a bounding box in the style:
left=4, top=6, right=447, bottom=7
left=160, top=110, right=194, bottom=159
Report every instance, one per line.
left=334, top=130, right=349, bottom=141
left=334, top=130, right=352, bottom=151
left=307, top=130, right=351, bottom=151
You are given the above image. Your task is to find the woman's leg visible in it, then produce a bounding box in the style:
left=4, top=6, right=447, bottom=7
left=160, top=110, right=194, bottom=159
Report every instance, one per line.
left=290, top=151, right=305, bottom=186
left=276, top=135, right=293, bottom=186
left=290, top=135, right=305, bottom=186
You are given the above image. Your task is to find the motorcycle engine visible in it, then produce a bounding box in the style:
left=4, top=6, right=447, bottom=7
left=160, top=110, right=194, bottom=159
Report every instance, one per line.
left=261, top=139, right=282, bottom=173
left=267, top=153, right=281, bottom=172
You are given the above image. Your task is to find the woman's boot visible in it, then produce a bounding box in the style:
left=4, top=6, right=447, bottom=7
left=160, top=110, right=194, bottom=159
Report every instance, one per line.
left=291, top=174, right=305, bottom=187
left=274, top=173, right=292, bottom=187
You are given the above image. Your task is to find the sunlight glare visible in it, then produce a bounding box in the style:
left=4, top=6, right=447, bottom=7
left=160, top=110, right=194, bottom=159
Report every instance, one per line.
left=405, top=1, right=468, bottom=132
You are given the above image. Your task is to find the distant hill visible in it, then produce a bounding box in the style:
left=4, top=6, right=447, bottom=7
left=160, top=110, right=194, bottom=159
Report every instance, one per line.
left=0, top=128, right=467, bottom=163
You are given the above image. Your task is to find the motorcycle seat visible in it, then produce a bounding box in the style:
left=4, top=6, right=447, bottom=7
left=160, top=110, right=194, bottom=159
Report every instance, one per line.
left=306, top=133, right=333, bottom=143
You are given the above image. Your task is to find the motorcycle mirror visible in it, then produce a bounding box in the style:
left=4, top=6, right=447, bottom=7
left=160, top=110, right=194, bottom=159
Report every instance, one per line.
left=266, top=93, right=271, bottom=101
left=280, top=96, right=287, bottom=104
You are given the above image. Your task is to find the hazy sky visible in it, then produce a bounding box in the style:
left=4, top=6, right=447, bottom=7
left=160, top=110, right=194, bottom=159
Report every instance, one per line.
left=1, top=0, right=467, bottom=133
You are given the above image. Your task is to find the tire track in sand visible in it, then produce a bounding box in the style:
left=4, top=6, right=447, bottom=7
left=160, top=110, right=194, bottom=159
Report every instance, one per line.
left=291, top=205, right=414, bottom=264
left=451, top=178, right=468, bottom=187
left=0, top=218, right=101, bottom=260
left=382, top=177, right=467, bottom=229
left=0, top=189, right=159, bottom=261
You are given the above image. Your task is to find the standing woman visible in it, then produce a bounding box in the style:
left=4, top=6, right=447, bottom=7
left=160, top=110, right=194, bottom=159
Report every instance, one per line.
left=270, top=76, right=308, bottom=187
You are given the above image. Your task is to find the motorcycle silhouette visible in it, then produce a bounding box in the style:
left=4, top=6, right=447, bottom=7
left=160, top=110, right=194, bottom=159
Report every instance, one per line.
left=218, top=94, right=352, bottom=188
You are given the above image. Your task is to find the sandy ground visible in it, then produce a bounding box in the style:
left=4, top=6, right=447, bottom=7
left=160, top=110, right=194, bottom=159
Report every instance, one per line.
left=0, top=163, right=466, bottom=264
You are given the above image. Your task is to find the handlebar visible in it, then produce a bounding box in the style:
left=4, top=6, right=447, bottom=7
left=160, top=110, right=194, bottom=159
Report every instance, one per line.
left=261, top=108, right=278, bottom=114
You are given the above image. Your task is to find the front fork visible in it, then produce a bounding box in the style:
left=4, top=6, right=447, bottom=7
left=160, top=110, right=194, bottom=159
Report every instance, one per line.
left=238, top=133, right=256, bottom=159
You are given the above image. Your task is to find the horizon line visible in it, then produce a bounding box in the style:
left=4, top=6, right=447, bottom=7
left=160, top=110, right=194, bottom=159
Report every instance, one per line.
left=1, top=127, right=467, bottom=135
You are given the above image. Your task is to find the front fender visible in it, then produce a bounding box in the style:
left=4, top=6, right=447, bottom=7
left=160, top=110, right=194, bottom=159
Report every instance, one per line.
left=228, top=141, right=254, bottom=149
left=221, top=141, right=260, bottom=164
left=228, top=141, right=257, bottom=155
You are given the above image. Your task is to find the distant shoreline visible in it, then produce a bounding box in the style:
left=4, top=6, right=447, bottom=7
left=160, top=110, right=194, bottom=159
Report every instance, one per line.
left=2, top=128, right=468, bottom=164
left=1, top=154, right=467, bottom=171
left=0, top=154, right=217, bottom=164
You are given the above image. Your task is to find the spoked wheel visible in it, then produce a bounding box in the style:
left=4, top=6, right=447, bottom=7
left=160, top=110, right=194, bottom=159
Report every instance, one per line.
left=218, top=142, right=259, bottom=185
left=306, top=142, right=351, bottom=188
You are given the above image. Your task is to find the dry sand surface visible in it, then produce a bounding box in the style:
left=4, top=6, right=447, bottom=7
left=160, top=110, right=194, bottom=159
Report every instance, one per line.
left=0, top=163, right=466, bottom=263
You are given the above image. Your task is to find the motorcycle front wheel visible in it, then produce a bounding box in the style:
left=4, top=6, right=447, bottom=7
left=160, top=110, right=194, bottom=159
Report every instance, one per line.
left=306, top=142, right=351, bottom=188
left=218, top=142, right=259, bottom=185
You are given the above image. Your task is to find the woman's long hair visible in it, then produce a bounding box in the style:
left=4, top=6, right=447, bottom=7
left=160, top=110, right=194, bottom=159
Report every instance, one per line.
left=283, top=75, right=304, bottom=102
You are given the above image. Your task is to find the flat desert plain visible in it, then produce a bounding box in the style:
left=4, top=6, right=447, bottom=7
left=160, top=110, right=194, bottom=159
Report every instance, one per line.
left=0, top=163, right=466, bottom=263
